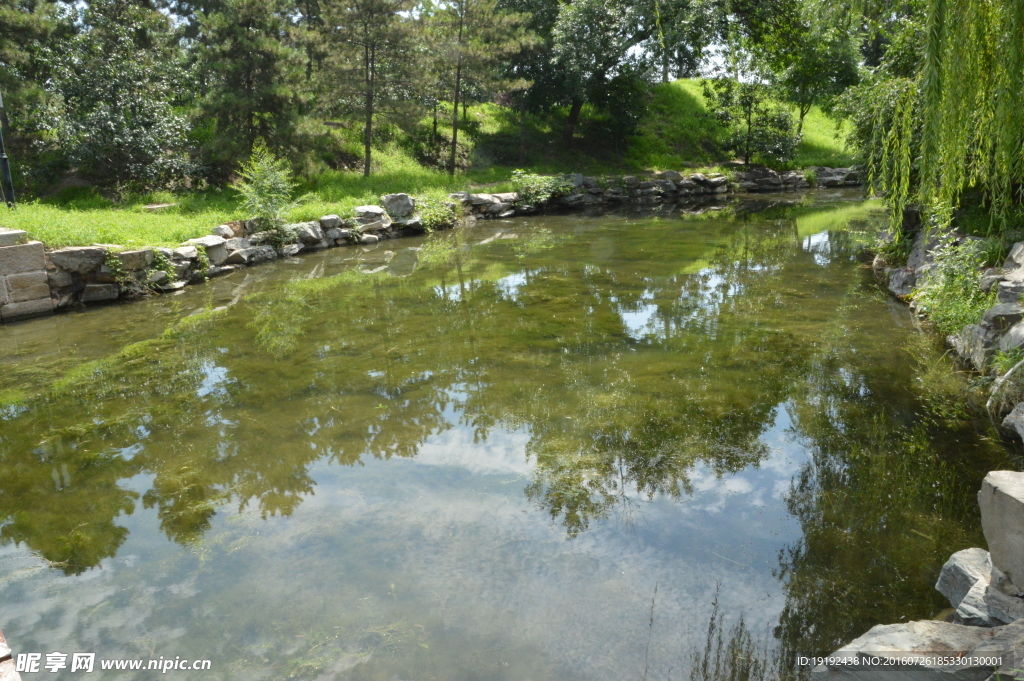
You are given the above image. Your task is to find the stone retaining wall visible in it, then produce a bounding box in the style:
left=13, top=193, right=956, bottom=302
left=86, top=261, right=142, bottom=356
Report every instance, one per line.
left=0, top=167, right=862, bottom=324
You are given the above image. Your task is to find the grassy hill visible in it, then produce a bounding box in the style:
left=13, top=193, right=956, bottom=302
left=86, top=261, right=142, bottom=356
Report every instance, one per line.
left=0, top=79, right=856, bottom=248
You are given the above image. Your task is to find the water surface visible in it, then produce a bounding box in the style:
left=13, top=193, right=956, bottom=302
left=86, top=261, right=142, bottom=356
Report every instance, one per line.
left=0, top=191, right=1016, bottom=679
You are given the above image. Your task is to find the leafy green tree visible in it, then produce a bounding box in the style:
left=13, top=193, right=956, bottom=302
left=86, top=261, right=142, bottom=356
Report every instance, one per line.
left=775, top=31, right=859, bottom=135
left=703, top=68, right=797, bottom=165
left=423, top=0, right=531, bottom=174
left=48, top=0, right=195, bottom=191
left=550, top=0, right=650, bottom=145
left=0, top=0, right=68, bottom=184
left=197, top=0, right=306, bottom=178
left=319, top=0, right=417, bottom=176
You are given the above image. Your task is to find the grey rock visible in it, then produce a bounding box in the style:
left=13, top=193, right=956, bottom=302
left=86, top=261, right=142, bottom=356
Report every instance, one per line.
left=173, top=246, right=198, bottom=261
left=382, top=193, right=416, bottom=217
left=948, top=324, right=998, bottom=371
left=492, top=192, right=519, bottom=203
left=565, top=173, right=584, bottom=188
left=689, top=173, right=708, bottom=184
left=621, top=176, right=639, bottom=187
left=486, top=202, right=513, bottom=214
left=1005, top=242, right=1024, bottom=269
left=47, top=267, right=73, bottom=289
left=393, top=217, right=422, bottom=230
left=206, top=244, right=228, bottom=266
left=561, top=194, right=586, bottom=208
left=957, top=577, right=1024, bottom=626
left=355, top=205, right=387, bottom=218
left=186, top=236, right=228, bottom=266
left=224, top=237, right=252, bottom=252
left=0, top=280, right=8, bottom=306
left=225, top=245, right=276, bottom=265
left=360, top=234, right=379, bottom=245
left=810, top=620, right=1000, bottom=680
left=1000, top=322, right=1024, bottom=352
left=325, top=228, right=351, bottom=240
left=48, top=245, right=106, bottom=274
left=205, top=265, right=239, bottom=278
left=0, top=241, right=48, bottom=275
left=147, top=270, right=169, bottom=284
left=656, top=170, right=683, bottom=182
left=116, top=249, right=153, bottom=271
left=982, top=303, right=1024, bottom=331
left=0, top=228, right=26, bottom=247
left=320, top=214, right=342, bottom=229
left=497, top=209, right=515, bottom=218
left=980, top=471, right=1024, bottom=587
left=186, top=235, right=227, bottom=249
left=1003, top=404, right=1024, bottom=441
left=981, top=271, right=1005, bottom=292
left=212, top=224, right=235, bottom=238
left=10, top=283, right=49, bottom=303
left=889, top=267, right=917, bottom=297
left=81, top=283, right=120, bottom=302
left=292, top=221, right=324, bottom=244
left=6, top=270, right=47, bottom=291
left=936, top=548, right=1024, bottom=626
left=356, top=219, right=389, bottom=234
left=937, top=548, right=994, bottom=609
left=998, top=280, right=1024, bottom=303
left=468, top=193, right=500, bottom=206
left=0, top=297, right=53, bottom=321
left=706, top=175, right=729, bottom=188
left=159, top=281, right=187, bottom=292
left=172, top=261, right=191, bottom=279
left=277, top=243, right=304, bottom=257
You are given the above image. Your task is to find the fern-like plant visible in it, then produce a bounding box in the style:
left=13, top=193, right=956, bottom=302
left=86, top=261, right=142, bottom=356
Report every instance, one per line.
left=234, top=142, right=305, bottom=244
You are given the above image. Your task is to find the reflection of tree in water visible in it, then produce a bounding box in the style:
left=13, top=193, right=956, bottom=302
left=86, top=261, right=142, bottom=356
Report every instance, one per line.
left=771, top=300, right=1017, bottom=676
left=0, top=204, right=903, bottom=572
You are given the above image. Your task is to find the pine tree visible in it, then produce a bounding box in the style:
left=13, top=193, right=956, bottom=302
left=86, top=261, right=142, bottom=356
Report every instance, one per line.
left=197, top=0, right=306, bottom=177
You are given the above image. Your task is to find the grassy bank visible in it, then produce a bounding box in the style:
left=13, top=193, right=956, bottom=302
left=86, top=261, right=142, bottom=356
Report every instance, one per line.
left=0, top=79, right=853, bottom=249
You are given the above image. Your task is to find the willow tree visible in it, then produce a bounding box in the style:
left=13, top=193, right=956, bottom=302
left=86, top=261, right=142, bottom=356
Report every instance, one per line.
left=864, top=0, right=1024, bottom=232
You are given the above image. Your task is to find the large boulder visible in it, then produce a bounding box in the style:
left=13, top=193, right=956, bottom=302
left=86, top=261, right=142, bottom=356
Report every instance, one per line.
left=320, top=214, right=342, bottom=230
left=382, top=193, right=416, bottom=218
left=116, top=249, right=153, bottom=271
left=982, top=304, right=1024, bottom=332
left=47, top=246, right=104, bottom=274
left=185, top=235, right=228, bottom=266
left=1005, top=242, right=1024, bottom=270
left=938, top=549, right=994, bottom=609
left=809, top=620, right=999, bottom=680
left=937, top=548, right=1024, bottom=626
left=355, top=205, right=387, bottom=219
left=1004, top=404, right=1024, bottom=441
left=0, top=228, right=26, bottom=247
left=948, top=324, right=998, bottom=371
left=291, top=222, right=324, bottom=244
left=889, top=268, right=918, bottom=297
left=980, top=471, right=1024, bottom=588
left=212, top=224, right=235, bottom=238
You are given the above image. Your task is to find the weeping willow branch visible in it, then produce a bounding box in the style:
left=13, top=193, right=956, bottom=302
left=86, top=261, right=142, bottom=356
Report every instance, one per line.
left=861, top=0, right=1024, bottom=234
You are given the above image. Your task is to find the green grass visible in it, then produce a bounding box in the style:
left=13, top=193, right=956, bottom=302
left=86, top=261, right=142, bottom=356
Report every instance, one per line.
left=1, top=79, right=855, bottom=248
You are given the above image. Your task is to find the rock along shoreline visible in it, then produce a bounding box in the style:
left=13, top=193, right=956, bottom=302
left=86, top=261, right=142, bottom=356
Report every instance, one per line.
left=0, top=166, right=860, bottom=325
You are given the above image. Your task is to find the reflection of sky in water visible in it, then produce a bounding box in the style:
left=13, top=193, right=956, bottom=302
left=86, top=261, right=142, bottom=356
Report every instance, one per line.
left=804, top=231, right=833, bottom=267
left=2, top=406, right=807, bottom=681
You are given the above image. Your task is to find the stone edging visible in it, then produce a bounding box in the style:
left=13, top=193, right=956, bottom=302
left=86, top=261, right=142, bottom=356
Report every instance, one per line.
left=0, top=167, right=862, bottom=324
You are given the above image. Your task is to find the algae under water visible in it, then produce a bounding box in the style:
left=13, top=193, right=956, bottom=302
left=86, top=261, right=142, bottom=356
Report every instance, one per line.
left=0, top=190, right=1017, bottom=680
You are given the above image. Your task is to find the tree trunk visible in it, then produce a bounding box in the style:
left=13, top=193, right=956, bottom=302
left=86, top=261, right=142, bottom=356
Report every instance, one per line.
left=462, top=99, right=468, bottom=122
left=449, top=60, right=462, bottom=176
left=519, top=94, right=527, bottom=166
left=363, top=45, right=375, bottom=177
left=562, top=99, right=583, bottom=147
left=797, top=105, right=809, bottom=136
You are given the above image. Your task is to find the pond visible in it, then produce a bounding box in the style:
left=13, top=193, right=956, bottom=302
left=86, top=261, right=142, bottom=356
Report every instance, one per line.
left=0, top=190, right=1017, bottom=680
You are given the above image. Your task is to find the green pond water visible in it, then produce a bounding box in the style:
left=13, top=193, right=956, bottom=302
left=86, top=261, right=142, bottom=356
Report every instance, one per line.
left=0, top=190, right=1018, bottom=680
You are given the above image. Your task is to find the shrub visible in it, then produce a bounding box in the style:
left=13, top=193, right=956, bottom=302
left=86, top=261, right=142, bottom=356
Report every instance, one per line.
left=510, top=170, right=571, bottom=206
left=418, top=197, right=458, bottom=232
left=911, top=235, right=994, bottom=336
left=234, top=142, right=306, bottom=244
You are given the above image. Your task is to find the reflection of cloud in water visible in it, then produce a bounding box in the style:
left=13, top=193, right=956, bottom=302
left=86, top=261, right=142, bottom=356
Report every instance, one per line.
left=414, top=424, right=534, bottom=475
left=1, top=452, right=794, bottom=681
